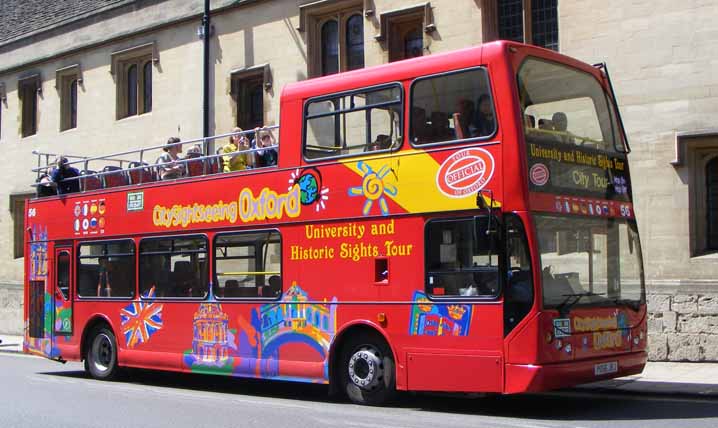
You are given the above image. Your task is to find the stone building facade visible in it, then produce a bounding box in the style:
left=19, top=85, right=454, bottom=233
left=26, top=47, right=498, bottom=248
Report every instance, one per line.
left=1, top=0, right=717, bottom=361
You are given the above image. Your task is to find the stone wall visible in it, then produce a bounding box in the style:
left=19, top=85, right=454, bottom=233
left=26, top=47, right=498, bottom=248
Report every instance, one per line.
left=0, top=283, right=22, bottom=335
left=647, top=287, right=718, bottom=361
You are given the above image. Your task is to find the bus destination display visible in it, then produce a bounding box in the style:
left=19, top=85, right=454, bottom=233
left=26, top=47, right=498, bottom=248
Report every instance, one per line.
left=527, top=141, right=631, bottom=201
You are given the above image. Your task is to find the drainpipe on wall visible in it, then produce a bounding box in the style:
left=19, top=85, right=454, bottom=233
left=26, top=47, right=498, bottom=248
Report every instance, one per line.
left=202, top=0, right=211, bottom=154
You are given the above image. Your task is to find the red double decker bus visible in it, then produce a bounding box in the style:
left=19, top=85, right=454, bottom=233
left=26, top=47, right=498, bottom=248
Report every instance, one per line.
left=24, top=41, right=646, bottom=406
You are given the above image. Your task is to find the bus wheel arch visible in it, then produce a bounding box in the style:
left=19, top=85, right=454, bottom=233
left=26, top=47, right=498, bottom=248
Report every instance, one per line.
left=81, top=316, right=120, bottom=380
left=329, top=323, right=397, bottom=406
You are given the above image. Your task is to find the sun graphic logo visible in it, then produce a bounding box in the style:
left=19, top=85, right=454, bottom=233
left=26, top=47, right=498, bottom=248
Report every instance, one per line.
left=348, top=162, right=397, bottom=216
left=288, top=168, right=329, bottom=212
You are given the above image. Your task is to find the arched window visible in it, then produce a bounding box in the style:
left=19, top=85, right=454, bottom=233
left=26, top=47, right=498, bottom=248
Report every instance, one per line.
left=346, top=14, right=364, bottom=71
left=127, top=64, right=138, bottom=116
left=143, top=61, right=152, bottom=113
left=706, top=157, right=718, bottom=249
left=321, top=20, right=339, bottom=76
left=69, top=79, right=78, bottom=129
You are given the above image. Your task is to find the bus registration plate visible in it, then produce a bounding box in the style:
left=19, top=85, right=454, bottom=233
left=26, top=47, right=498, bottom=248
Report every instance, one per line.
left=594, top=361, right=618, bottom=376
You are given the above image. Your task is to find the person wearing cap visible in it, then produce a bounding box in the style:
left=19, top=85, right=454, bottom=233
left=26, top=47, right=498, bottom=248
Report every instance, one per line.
left=156, top=137, right=185, bottom=180
left=221, top=127, right=253, bottom=172
left=50, top=156, right=80, bottom=195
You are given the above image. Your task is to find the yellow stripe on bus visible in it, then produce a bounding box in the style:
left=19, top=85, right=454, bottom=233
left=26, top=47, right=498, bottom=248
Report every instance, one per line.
left=339, top=149, right=481, bottom=214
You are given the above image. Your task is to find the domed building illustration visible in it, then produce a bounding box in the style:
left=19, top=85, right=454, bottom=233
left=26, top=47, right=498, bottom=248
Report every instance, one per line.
left=191, top=303, right=231, bottom=366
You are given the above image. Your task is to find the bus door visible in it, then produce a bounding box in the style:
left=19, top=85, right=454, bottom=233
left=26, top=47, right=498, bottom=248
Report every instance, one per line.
left=53, top=247, right=73, bottom=336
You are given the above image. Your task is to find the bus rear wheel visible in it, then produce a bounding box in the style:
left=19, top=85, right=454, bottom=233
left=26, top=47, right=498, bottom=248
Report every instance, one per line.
left=85, top=326, right=119, bottom=381
left=339, top=333, right=396, bottom=406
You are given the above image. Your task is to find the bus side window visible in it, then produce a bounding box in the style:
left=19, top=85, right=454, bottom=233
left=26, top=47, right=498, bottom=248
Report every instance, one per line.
left=425, top=217, right=499, bottom=298
left=411, top=67, right=496, bottom=146
left=77, top=240, right=135, bottom=299
left=504, top=215, right=534, bottom=336
left=214, top=231, right=281, bottom=299
left=139, top=236, right=208, bottom=299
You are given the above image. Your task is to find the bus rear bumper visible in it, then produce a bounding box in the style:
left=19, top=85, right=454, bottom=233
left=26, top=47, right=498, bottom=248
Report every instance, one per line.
left=504, top=351, right=647, bottom=394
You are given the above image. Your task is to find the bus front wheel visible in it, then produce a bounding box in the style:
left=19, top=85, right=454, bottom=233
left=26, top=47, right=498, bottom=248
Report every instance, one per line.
left=85, top=326, right=119, bottom=381
left=339, top=333, right=396, bottom=406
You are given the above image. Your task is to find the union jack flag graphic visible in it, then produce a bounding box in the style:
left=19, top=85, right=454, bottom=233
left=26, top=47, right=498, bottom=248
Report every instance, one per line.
left=120, top=286, right=164, bottom=348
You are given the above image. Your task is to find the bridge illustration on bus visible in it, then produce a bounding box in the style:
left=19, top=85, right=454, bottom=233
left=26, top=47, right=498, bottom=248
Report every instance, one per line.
left=24, top=41, right=646, bottom=406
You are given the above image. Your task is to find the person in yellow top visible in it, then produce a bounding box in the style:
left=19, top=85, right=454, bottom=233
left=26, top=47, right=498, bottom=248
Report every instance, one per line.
left=221, top=127, right=253, bottom=172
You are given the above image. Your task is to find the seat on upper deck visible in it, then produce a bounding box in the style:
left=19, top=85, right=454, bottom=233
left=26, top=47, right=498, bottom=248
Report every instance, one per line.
left=80, top=170, right=103, bottom=191
left=102, top=166, right=129, bottom=188
left=128, top=161, right=156, bottom=185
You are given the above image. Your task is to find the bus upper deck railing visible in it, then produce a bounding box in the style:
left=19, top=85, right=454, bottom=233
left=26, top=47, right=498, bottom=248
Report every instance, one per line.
left=32, top=126, right=279, bottom=197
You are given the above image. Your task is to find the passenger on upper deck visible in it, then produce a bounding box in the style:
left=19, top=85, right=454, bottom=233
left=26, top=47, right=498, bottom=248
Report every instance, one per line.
left=156, top=137, right=185, bottom=180
left=50, top=156, right=80, bottom=195
left=221, top=127, right=252, bottom=172
left=552, top=112, right=574, bottom=144
left=252, top=127, right=278, bottom=167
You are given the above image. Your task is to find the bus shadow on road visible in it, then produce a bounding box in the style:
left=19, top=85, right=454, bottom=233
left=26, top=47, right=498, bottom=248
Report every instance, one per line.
left=38, top=369, right=718, bottom=422
left=408, top=389, right=718, bottom=422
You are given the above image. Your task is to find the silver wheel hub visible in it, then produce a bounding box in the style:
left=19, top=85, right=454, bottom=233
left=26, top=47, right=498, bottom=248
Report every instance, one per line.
left=91, top=333, right=114, bottom=373
left=348, top=346, right=384, bottom=390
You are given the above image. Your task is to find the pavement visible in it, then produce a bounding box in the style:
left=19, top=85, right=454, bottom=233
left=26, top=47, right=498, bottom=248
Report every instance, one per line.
left=2, top=334, right=717, bottom=397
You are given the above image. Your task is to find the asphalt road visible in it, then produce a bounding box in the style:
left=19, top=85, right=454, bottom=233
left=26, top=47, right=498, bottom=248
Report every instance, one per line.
left=2, top=353, right=718, bottom=428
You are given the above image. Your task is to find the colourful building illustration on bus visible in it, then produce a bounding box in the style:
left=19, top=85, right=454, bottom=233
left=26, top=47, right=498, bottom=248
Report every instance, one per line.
left=184, top=303, right=237, bottom=372
left=409, top=291, right=473, bottom=336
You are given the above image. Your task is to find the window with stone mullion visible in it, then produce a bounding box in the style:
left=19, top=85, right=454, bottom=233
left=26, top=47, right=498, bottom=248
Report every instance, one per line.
left=531, top=0, right=558, bottom=51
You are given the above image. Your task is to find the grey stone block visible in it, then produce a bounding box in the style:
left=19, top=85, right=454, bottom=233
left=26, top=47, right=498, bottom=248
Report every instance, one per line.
left=698, top=295, right=718, bottom=314
left=667, top=333, right=702, bottom=361
left=663, top=311, right=678, bottom=332
left=678, top=315, right=718, bottom=334
left=647, top=294, right=671, bottom=312
left=648, top=333, right=668, bottom=361
left=701, top=334, right=718, bottom=361
left=672, top=295, right=698, bottom=314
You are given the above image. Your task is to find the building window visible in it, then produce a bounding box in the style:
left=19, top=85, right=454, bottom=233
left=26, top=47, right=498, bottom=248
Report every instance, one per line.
left=674, top=133, right=718, bottom=256
left=706, top=157, right=718, bottom=250
left=389, top=16, right=424, bottom=62
left=483, top=0, right=559, bottom=51
left=56, top=64, right=82, bottom=131
left=346, top=14, right=365, bottom=71
left=60, top=76, right=79, bottom=131
left=230, top=65, right=271, bottom=131
left=10, top=194, right=32, bottom=259
left=119, top=58, right=151, bottom=119
left=301, top=0, right=364, bottom=77
left=111, top=43, right=157, bottom=120
left=19, top=76, right=40, bottom=137
left=375, top=4, right=435, bottom=62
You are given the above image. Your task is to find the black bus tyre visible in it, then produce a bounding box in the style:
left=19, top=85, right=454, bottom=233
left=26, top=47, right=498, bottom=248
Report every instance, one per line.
left=339, top=333, right=396, bottom=406
left=85, top=326, right=120, bottom=381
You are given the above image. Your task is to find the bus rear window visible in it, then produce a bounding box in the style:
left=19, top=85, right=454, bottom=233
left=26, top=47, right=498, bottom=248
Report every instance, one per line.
left=518, top=57, right=625, bottom=153
left=304, top=85, right=402, bottom=160
left=139, top=236, right=208, bottom=298
left=410, top=68, right=495, bottom=146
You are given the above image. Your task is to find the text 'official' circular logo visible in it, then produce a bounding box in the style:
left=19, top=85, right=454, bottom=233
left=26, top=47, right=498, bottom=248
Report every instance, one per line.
left=529, top=163, right=549, bottom=186
left=436, top=148, right=495, bottom=198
